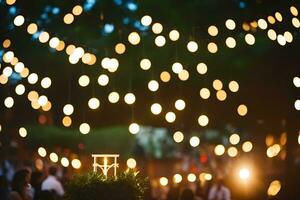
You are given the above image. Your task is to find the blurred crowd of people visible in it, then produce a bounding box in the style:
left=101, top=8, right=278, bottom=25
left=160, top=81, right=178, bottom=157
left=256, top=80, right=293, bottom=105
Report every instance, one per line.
left=0, top=166, right=65, bottom=200
left=0, top=162, right=231, bottom=200
left=150, top=179, right=231, bottom=200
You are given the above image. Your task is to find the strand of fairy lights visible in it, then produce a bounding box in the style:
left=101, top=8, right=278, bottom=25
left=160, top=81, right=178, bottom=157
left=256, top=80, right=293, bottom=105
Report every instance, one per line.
left=1, top=48, right=53, bottom=112
left=11, top=9, right=247, bottom=135
left=4, top=1, right=297, bottom=138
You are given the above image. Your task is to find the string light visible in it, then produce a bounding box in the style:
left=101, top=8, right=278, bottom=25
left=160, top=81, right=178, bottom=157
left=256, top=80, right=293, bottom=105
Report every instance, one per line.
left=38, top=147, right=47, bottom=157
left=124, top=93, right=136, bottom=105
left=160, top=71, right=171, bottom=82
left=27, top=73, right=38, bottom=85
left=61, top=157, right=70, bottom=167
left=50, top=152, right=59, bottom=163
left=98, top=74, right=109, bottom=86
left=208, top=25, right=218, bottom=36
left=165, top=112, right=176, bottom=123
left=267, top=29, right=277, bottom=41
left=229, top=134, right=240, bottom=145
left=295, top=100, right=300, bottom=110
left=173, top=131, right=184, bottom=143
left=172, top=62, right=183, bottom=74
left=6, top=0, right=16, bottom=5
left=63, top=104, right=74, bottom=115
left=245, top=34, right=255, bottom=45
left=213, top=79, right=223, bottom=90
left=214, top=144, right=225, bottom=156
left=39, top=31, right=50, bottom=43
left=19, top=127, right=27, bottom=138
left=226, top=37, right=236, bottom=48
left=268, top=180, right=281, bottom=196
left=127, top=158, right=137, bottom=169
left=64, top=13, right=75, bottom=24
left=151, top=103, right=162, bottom=115
left=169, top=30, right=180, bottom=41
left=71, top=159, right=82, bottom=169
left=258, top=19, right=268, bottom=30
left=72, top=5, right=83, bottom=16
left=15, top=84, right=25, bottom=95
left=38, top=95, right=48, bottom=106
left=229, top=81, right=239, bottom=92
left=242, top=141, right=253, bottom=152
left=237, top=104, right=248, bottom=116
left=148, top=80, right=159, bottom=92
left=198, top=115, right=209, bottom=127
left=14, top=15, right=25, bottom=26
left=41, top=77, right=52, bottom=89
left=197, top=63, right=208, bottom=75
left=187, top=41, right=198, bottom=52
left=275, top=12, right=283, bottom=22
left=27, top=23, right=38, bottom=34
left=159, top=177, right=168, bottom=186
left=115, top=43, right=126, bottom=54
left=62, top=116, right=72, bottom=127
left=79, top=123, right=90, bottom=134
left=284, top=31, right=293, bottom=43
left=3, top=51, right=14, bottom=63
left=141, top=15, right=152, bottom=26
left=178, top=69, right=189, bottom=81
left=78, top=75, right=90, bottom=87
left=155, top=35, right=166, bottom=47
left=190, top=136, right=200, bottom=147
left=4, top=97, right=14, bottom=108
left=216, top=90, right=227, bottom=101
left=108, top=92, right=120, bottom=103
left=129, top=123, right=140, bottom=134
left=207, top=42, right=218, bottom=53
left=140, top=59, right=151, bottom=70
left=175, top=99, right=186, bottom=110
left=187, top=173, right=197, bottom=182
left=227, top=146, right=238, bottom=157
left=200, top=88, right=210, bottom=99
left=14, top=62, right=24, bottom=73
left=293, top=77, right=300, bottom=88
left=173, top=174, right=182, bottom=183
left=3, top=67, right=13, bottom=77
left=128, top=32, right=141, bottom=45
left=225, top=19, right=236, bottom=30
left=88, top=97, right=100, bottom=109
left=3, top=39, right=11, bottom=48
left=152, top=23, right=163, bottom=34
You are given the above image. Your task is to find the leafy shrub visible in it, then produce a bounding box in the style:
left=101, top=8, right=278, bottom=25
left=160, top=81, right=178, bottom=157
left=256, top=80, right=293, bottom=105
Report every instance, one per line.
left=64, top=170, right=148, bottom=200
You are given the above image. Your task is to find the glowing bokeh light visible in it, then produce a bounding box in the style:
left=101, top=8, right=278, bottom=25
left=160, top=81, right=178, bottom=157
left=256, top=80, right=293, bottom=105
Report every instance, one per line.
left=126, top=158, right=137, bottom=169
left=200, top=88, right=210, bottom=99
left=173, top=131, right=184, bottom=143
left=4, top=97, right=14, bottom=108
left=198, top=115, right=209, bottom=127
left=169, top=30, right=180, bottom=41
left=242, top=141, right=253, bottom=152
left=151, top=103, right=162, bottom=115
left=237, top=104, right=248, bottom=116
left=165, top=112, right=176, bottom=123
left=148, top=80, right=159, bottom=92
left=190, top=136, right=200, bottom=147
left=129, top=123, right=140, bottom=134
left=214, top=144, right=225, bottom=156
left=108, top=92, right=120, bottom=103
left=88, top=97, right=100, bottom=109
left=79, top=123, right=90, bottom=134
left=229, top=134, right=240, bottom=145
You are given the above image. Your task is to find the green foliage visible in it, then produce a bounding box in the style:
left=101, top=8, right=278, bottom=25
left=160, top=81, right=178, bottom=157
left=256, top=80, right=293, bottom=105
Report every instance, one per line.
left=64, top=170, right=148, bottom=200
